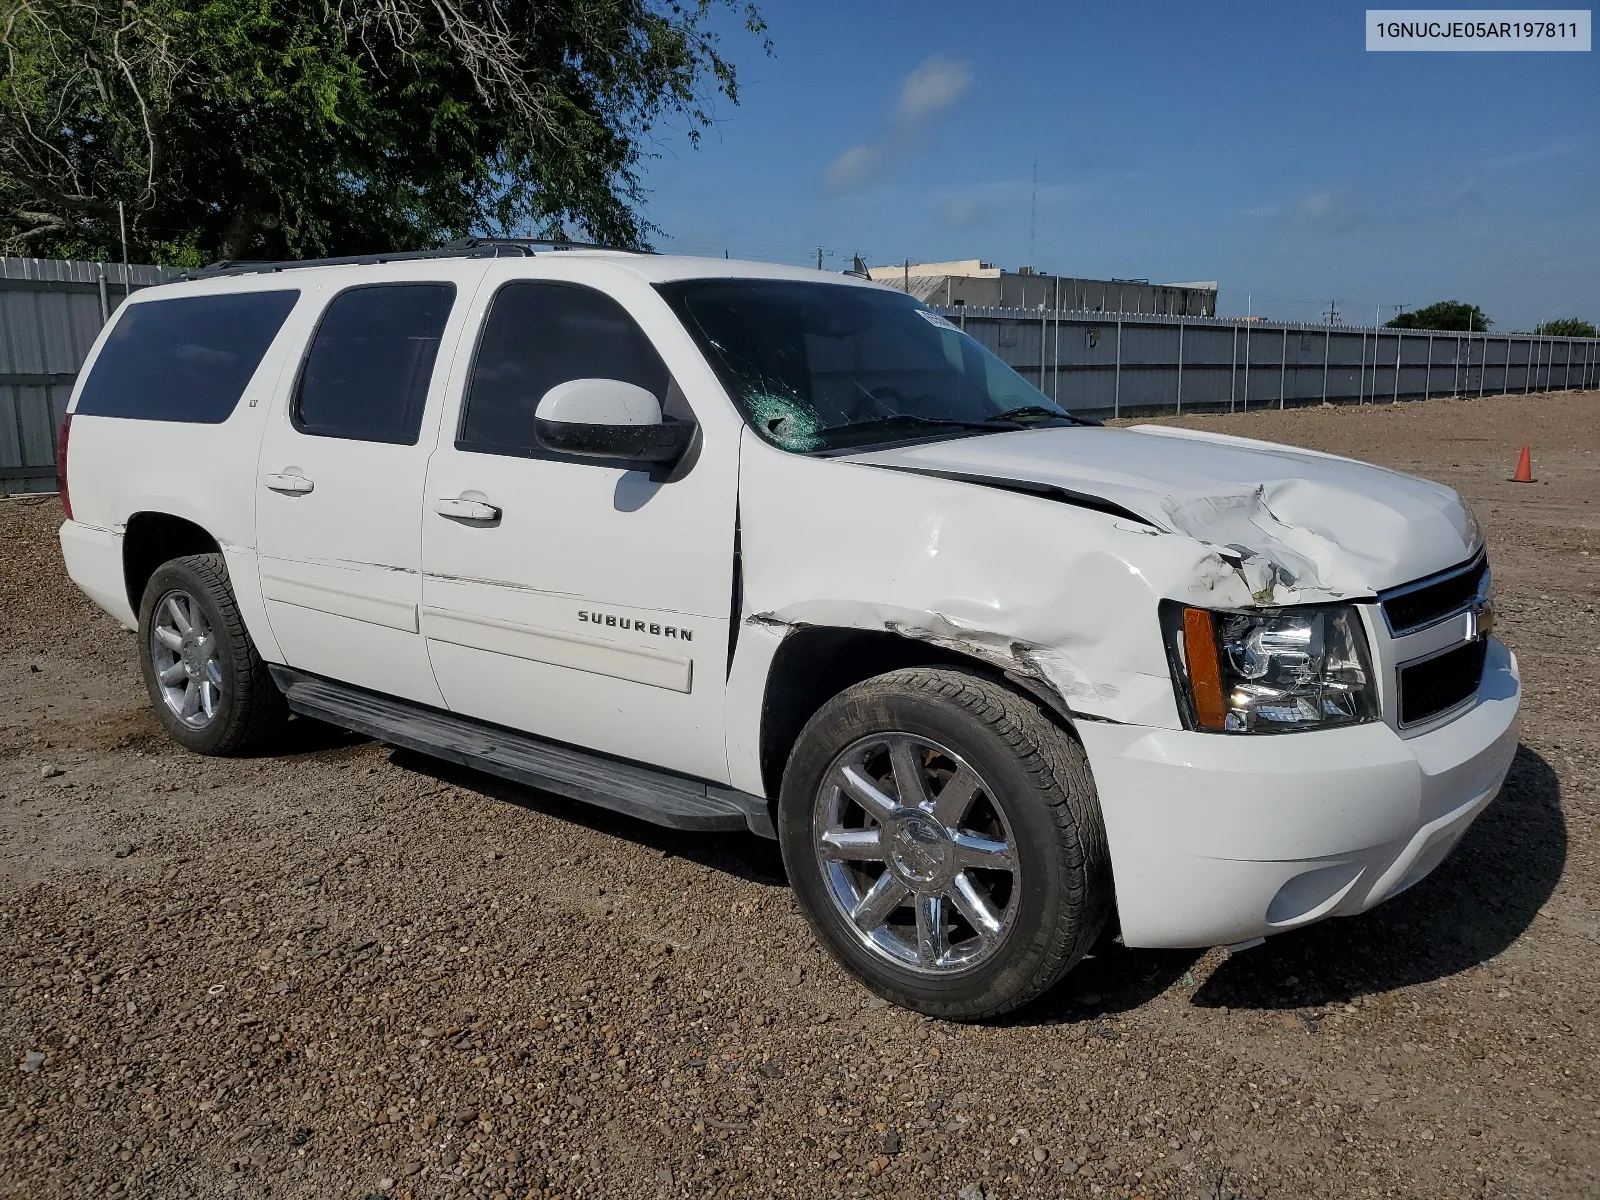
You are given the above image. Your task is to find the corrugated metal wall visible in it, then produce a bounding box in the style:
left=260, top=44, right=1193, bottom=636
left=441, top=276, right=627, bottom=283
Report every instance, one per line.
left=4, top=257, right=1595, bottom=492
left=939, top=307, right=1600, bottom=417
left=0, top=258, right=177, bottom=493
left=897, top=273, right=1217, bottom=316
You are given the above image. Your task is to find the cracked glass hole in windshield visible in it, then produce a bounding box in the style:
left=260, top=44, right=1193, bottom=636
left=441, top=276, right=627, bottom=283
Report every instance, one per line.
left=746, top=391, right=823, bottom=452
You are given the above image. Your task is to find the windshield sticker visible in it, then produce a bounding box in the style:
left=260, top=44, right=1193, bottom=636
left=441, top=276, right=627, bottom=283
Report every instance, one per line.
left=915, top=309, right=961, bottom=333
left=747, top=392, right=823, bottom=452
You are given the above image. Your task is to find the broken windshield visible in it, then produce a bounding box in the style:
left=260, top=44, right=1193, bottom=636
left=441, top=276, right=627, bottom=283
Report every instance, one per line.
left=656, top=278, right=1086, bottom=453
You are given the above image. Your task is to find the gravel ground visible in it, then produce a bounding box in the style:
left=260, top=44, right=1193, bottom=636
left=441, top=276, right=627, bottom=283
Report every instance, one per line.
left=2, top=390, right=1597, bottom=1200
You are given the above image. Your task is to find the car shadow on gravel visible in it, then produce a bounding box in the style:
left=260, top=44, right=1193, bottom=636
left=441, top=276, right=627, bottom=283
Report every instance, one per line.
left=1005, top=744, right=1565, bottom=1026
left=385, top=747, right=790, bottom=887
left=274, top=714, right=374, bottom=757
left=1005, top=943, right=1207, bottom=1027
left=1191, top=743, right=1565, bottom=1011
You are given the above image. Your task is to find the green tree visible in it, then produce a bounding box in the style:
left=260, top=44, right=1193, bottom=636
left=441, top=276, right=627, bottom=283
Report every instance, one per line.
left=0, top=0, right=766, bottom=265
left=1533, top=318, right=1598, bottom=338
left=1386, top=301, right=1491, bottom=332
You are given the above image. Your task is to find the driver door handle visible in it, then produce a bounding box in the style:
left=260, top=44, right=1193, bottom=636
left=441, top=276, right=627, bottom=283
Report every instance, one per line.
left=264, top=473, right=314, bottom=494
left=435, top=497, right=502, bottom=522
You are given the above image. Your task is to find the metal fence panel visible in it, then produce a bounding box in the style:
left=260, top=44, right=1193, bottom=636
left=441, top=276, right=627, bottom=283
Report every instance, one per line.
left=3, top=258, right=1595, bottom=492
left=1, top=257, right=178, bottom=492
left=938, top=307, right=1598, bottom=420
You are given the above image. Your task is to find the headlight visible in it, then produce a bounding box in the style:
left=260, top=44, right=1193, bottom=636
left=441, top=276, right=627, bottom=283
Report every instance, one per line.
left=1160, top=602, right=1378, bottom=733
left=1459, top=502, right=1484, bottom=558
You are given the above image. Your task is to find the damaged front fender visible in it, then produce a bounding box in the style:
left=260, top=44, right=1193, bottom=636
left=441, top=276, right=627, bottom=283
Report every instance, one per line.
left=737, top=420, right=1481, bottom=730
left=851, top=423, right=1480, bottom=604
left=739, top=439, right=1269, bottom=728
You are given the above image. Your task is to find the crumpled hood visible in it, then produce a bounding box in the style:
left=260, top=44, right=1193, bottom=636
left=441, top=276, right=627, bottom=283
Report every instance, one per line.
left=846, top=423, right=1480, bottom=599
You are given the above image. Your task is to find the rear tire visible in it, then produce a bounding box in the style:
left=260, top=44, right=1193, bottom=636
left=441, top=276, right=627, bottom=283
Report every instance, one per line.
left=778, top=667, right=1111, bottom=1020
left=137, top=553, right=288, bottom=755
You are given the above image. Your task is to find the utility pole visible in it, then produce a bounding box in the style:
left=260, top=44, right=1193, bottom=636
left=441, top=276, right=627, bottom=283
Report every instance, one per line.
left=903, top=259, right=910, bottom=293
left=1028, top=157, right=1038, bottom=268
left=816, top=246, right=823, bottom=271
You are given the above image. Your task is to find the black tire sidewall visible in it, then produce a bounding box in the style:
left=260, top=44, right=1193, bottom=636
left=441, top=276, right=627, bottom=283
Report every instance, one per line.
left=779, top=676, right=1090, bottom=1018
left=137, top=558, right=245, bottom=756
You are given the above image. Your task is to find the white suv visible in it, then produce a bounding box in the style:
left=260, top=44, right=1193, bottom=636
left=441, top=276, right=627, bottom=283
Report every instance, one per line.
left=57, top=241, right=1519, bottom=1019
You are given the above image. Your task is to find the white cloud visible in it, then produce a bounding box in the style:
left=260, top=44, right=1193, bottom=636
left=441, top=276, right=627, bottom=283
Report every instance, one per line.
left=1298, top=191, right=1338, bottom=222
left=1290, top=187, right=1361, bottom=232
left=824, top=145, right=882, bottom=194
left=820, top=55, right=973, bottom=194
left=897, top=56, right=972, bottom=121
left=959, top=177, right=1097, bottom=206
left=1483, top=137, right=1587, bottom=171
left=937, top=197, right=991, bottom=230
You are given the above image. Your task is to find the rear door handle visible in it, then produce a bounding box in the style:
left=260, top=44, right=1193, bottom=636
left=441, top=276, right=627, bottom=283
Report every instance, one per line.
left=434, top=497, right=502, bottom=522
left=265, top=473, right=314, bottom=495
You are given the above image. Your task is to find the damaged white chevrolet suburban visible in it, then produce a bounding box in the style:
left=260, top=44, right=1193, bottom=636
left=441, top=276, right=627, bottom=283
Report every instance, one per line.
left=57, top=242, right=1519, bottom=1019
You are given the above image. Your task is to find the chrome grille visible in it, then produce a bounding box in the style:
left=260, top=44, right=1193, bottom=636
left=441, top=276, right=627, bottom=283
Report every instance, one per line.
left=1398, top=639, right=1488, bottom=727
left=1380, top=553, right=1488, bottom=636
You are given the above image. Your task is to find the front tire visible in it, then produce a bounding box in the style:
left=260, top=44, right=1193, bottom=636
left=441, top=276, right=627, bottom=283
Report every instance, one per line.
left=779, top=667, right=1111, bottom=1020
left=138, top=553, right=288, bottom=755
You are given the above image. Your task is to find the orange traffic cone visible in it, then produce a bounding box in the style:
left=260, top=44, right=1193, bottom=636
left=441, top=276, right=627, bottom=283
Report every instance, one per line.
left=1510, top=446, right=1534, bottom=483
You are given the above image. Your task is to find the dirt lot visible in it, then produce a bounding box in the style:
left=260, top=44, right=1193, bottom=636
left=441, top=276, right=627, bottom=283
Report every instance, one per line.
left=2, top=389, right=1597, bottom=1200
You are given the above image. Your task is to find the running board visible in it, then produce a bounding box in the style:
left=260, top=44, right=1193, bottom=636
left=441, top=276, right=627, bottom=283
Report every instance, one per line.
left=269, top=667, right=774, bottom=839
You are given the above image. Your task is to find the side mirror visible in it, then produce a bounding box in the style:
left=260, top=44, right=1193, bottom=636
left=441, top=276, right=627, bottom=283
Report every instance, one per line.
left=532, top=378, right=694, bottom=464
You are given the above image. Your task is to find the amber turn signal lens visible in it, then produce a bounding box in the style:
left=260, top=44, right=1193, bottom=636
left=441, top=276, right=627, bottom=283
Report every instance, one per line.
left=1182, top=606, right=1228, bottom=731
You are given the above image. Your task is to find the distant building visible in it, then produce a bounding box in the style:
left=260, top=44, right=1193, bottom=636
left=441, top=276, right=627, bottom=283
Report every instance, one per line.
left=865, top=259, right=1217, bottom=317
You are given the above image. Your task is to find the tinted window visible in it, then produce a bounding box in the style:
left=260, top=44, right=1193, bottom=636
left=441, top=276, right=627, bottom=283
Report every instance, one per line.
left=294, top=283, right=455, bottom=445
left=459, top=282, right=671, bottom=456
left=75, top=290, right=299, bottom=423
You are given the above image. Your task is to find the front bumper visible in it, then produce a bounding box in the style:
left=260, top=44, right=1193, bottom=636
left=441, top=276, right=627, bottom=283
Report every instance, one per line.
left=1077, top=636, right=1520, bottom=949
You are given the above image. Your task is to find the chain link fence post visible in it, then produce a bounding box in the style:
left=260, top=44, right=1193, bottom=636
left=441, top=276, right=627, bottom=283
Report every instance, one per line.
left=1113, top=316, right=1123, bottom=419
left=1393, top=330, right=1402, bottom=403
left=1243, top=318, right=1252, bottom=413
left=1175, top=319, right=1184, bottom=414
left=1322, top=326, right=1331, bottom=404
left=1279, top=327, right=1288, bottom=409
left=1230, top=325, right=1238, bottom=412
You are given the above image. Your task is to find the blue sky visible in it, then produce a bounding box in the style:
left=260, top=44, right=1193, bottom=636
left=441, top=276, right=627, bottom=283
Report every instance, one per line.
left=638, top=1, right=1598, bottom=329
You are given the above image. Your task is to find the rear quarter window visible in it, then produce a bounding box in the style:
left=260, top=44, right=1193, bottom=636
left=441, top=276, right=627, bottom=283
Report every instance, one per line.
left=74, top=290, right=300, bottom=423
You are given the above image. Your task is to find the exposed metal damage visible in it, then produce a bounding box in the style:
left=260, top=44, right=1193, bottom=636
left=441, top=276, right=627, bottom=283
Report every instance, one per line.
left=849, top=424, right=1482, bottom=599
left=739, top=420, right=1482, bottom=729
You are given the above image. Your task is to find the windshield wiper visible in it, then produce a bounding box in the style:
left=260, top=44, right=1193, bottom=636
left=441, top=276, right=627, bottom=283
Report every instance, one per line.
left=809, top=409, right=1089, bottom=452
left=988, top=404, right=1076, bottom=424
left=811, top=414, right=1005, bottom=439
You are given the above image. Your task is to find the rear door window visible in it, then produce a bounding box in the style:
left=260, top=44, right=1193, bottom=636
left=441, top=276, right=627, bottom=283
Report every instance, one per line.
left=293, top=283, right=457, bottom=445
left=74, top=290, right=300, bottom=423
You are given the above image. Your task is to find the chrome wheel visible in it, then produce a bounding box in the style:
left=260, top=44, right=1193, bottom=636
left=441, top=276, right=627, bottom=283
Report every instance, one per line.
left=812, top=733, right=1019, bottom=976
left=149, top=589, right=222, bottom=729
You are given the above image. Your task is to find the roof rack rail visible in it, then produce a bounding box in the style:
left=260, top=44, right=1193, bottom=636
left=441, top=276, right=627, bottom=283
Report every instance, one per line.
left=184, top=236, right=650, bottom=280
left=453, top=236, right=652, bottom=255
